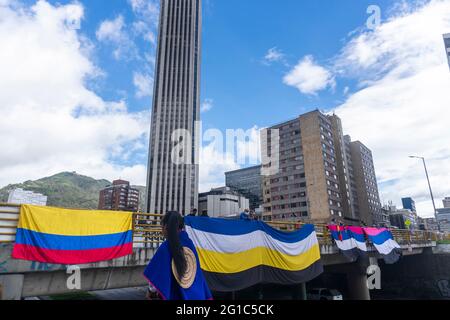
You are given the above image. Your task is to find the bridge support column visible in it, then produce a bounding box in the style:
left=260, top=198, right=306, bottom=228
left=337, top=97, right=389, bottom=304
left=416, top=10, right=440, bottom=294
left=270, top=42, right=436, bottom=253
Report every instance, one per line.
left=346, top=273, right=370, bottom=300
left=300, top=283, right=307, bottom=300
left=0, top=274, right=24, bottom=300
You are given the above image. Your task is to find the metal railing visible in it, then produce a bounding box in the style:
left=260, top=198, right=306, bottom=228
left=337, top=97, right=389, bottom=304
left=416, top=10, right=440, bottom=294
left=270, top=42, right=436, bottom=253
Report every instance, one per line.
left=0, top=204, right=20, bottom=244
left=0, top=203, right=445, bottom=249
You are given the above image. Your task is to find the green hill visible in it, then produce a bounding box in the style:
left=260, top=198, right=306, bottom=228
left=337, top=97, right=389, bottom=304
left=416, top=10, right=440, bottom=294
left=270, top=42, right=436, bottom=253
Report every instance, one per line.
left=0, top=172, right=145, bottom=210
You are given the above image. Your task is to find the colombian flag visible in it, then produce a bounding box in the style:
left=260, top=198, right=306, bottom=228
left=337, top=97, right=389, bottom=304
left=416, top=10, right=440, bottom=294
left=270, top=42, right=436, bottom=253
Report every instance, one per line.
left=184, top=217, right=323, bottom=292
left=12, top=205, right=133, bottom=265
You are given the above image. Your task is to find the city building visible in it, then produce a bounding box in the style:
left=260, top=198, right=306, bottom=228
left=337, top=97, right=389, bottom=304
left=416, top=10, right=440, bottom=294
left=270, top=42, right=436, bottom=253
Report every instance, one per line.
left=386, top=205, right=418, bottom=230
left=225, top=165, right=263, bottom=210
left=436, top=208, right=450, bottom=233
left=198, top=187, right=249, bottom=218
left=7, top=188, right=47, bottom=206
left=402, top=197, right=417, bottom=213
left=261, top=111, right=343, bottom=223
left=444, top=33, right=450, bottom=70
left=424, top=218, right=440, bottom=232
left=98, top=180, right=140, bottom=212
left=437, top=197, right=450, bottom=233
left=379, top=206, right=392, bottom=228
left=443, top=197, right=450, bottom=208
left=329, top=116, right=359, bottom=224
left=261, top=110, right=382, bottom=225
left=146, top=0, right=202, bottom=215
left=349, top=140, right=383, bottom=226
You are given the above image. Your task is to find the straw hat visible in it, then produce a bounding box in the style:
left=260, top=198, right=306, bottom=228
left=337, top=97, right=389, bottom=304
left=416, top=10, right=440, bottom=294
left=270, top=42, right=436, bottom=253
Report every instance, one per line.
left=171, top=247, right=197, bottom=289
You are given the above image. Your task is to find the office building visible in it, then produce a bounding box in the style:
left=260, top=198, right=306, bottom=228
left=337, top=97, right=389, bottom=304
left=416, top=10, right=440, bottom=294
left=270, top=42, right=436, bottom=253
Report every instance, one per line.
left=146, top=0, right=202, bottom=214
left=225, top=165, right=263, bottom=210
left=99, top=180, right=140, bottom=212
left=198, top=187, right=249, bottom=218
left=402, top=197, right=417, bottom=213
left=7, top=188, right=47, bottom=206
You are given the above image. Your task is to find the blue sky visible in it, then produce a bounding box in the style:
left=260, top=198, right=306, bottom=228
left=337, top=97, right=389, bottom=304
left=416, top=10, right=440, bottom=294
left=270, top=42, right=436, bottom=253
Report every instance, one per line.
left=1, top=0, right=450, bottom=216
left=43, top=0, right=394, bottom=129
left=28, top=0, right=395, bottom=129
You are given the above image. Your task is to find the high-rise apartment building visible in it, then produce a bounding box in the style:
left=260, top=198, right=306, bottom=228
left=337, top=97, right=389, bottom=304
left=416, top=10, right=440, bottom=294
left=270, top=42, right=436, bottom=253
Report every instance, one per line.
left=329, top=116, right=359, bottom=224
left=261, top=111, right=343, bottom=223
left=99, top=180, right=140, bottom=212
left=261, top=110, right=382, bottom=225
left=349, top=140, right=382, bottom=225
left=146, top=0, right=202, bottom=214
left=225, top=165, right=263, bottom=210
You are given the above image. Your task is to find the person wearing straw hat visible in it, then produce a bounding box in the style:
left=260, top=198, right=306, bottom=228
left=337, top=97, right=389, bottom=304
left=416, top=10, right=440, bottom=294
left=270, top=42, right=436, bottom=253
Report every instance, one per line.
left=143, top=211, right=212, bottom=300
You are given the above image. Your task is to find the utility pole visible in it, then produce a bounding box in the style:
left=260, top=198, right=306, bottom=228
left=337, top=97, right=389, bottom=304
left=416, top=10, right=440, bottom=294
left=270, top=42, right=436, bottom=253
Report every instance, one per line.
left=409, top=156, right=439, bottom=231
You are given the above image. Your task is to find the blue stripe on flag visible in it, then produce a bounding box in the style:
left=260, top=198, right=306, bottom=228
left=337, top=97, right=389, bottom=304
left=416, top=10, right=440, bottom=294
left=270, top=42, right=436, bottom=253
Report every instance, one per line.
left=367, top=230, right=394, bottom=245
left=15, top=228, right=133, bottom=251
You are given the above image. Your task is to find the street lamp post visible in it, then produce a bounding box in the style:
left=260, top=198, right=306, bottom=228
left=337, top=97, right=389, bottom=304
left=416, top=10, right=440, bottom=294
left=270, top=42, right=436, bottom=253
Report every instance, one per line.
left=409, top=156, right=439, bottom=231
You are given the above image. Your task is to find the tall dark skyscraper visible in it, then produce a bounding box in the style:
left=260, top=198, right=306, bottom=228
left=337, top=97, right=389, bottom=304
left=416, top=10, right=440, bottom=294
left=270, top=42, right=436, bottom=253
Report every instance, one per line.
left=146, top=0, right=202, bottom=214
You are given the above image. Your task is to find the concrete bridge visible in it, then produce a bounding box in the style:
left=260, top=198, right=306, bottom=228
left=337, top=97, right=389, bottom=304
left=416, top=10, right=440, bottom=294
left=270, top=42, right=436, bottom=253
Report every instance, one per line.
left=0, top=204, right=448, bottom=300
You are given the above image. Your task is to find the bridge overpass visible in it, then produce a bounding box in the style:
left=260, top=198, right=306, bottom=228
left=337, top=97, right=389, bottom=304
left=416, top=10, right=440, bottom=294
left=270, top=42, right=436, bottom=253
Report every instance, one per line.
left=0, top=204, right=448, bottom=300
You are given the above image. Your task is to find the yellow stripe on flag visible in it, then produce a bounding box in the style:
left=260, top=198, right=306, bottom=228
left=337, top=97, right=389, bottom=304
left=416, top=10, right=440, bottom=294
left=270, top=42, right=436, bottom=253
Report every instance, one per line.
left=18, top=205, right=132, bottom=236
left=197, top=244, right=321, bottom=273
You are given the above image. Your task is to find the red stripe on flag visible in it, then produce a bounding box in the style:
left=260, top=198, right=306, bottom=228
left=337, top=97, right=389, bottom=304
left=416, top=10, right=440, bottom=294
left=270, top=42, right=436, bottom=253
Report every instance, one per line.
left=12, top=243, right=133, bottom=265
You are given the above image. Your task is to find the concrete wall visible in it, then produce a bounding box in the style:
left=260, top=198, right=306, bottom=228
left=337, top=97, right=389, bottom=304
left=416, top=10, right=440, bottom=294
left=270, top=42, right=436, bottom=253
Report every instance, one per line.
left=0, top=243, right=156, bottom=300
left=377, top=247, right=450, bottom=299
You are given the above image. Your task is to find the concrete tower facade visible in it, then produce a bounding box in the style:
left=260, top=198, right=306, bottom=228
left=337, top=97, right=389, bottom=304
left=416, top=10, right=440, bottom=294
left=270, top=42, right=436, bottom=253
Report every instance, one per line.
left=146, top=0, right=202, bottom=214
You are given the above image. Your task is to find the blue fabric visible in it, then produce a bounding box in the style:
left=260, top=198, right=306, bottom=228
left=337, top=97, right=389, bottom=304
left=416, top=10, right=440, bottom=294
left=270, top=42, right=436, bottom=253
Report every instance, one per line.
left=365, top=229, right=402, bottom=264
left=184, top=216, right=315, bottom=243
left=15, top=228, right=132, bottom=250
left=330, top=229, right=352, bottom=241
left=240, top=212, right=250, bottom=220
left=347, top=231, right=366, bottom=243
left=367, top=230, right=394, bottom=245
left=143, top=231, right=212, bottom=300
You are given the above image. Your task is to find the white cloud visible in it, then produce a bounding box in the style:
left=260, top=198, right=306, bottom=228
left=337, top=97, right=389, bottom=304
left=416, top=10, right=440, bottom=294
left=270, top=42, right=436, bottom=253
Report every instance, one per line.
left=199, top=141, right=240, bottom=192
left=96, top=15, right=138, bottom=60
left=283, top=55, right=336, bottom=95
left=199, top=126, right=261, bottom=192
left=133, top=20, right=156, bottom=44
left=128, top=0, right=159, bottom=44
left=96, top=15, right=124, bottom=42
left=263, top=47, right=285, bottom=65
left=0, top=0, right=150, bottom=187
left=333, top=0, right=450, bottom=217
left=201, top=99, right=214, bottom=113
left=133, top=72, right=153, bottom=98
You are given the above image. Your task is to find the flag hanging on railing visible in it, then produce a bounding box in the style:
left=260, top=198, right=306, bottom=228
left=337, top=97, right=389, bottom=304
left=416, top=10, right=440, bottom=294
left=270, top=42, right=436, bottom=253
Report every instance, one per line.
left=346, top=226, right=368, bottom=253
left=363, top=227, right=402, bottom=264
left=328, top=225, right=367, bottom=261
left=184, top=217, right=323, bottom=292
left=12, top=205, right=133, bottom=264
